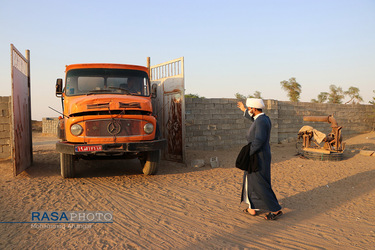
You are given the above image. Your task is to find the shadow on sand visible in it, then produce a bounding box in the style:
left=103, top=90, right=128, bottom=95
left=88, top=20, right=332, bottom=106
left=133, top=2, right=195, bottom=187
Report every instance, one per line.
left=187, top=169, right=375, bottom=248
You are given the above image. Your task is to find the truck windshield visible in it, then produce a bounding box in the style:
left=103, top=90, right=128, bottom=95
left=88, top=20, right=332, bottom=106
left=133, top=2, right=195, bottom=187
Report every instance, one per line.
left=65, top=68, right=150, bottom=96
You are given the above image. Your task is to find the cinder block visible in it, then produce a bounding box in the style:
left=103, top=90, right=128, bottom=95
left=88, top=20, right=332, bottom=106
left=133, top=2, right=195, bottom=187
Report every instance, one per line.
left=2, top=145, right=10, bottom=153
left=206, top=135, right=216, bottom=141
left=207, top=124, right=217, bottom=130
left=1, top=109, right=9, bottom=117
left=210, top=114, right=222, bottom=120
left=207, top=141, right=217, bottom=147
left=0, top=131, right=11, bottom=138
left=203, top=130, right=213, bottom=136
left=196, top=136, right=207, bottom=142
left=0, top=117, right=10, bottom=124
left=0, top=103, right=9, bottom=111
left=0, top=138, right=10, bottom=144
left=0, top=96, right=10, bottom=103
left=204, top=104, right=215, bottom=109
left=208, top=119, right=220, bottom=124
left=193, top=131, right=203, bottom=136
left=185, top=131, right=194, bottom=137
left=188, top=137, right=198, bottom=142
left=221, top=124, right=231, bottom=130
left=213, top=104, right=224, bottom=110
left=0, top=124, right=8, bottom=132
left=194, top=119, right=205, bottom=125
left=189, top=125, right=201, bottom=131
left=185, top=113, right=194, bottom=119
left=0, top=152, right=11, bottom=159
left=209, top=109, right=223, bottom=115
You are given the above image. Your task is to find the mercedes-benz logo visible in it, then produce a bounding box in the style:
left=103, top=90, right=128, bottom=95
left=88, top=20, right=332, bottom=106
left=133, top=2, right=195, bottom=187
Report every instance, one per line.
left=107, top=120, right=121, bottom=135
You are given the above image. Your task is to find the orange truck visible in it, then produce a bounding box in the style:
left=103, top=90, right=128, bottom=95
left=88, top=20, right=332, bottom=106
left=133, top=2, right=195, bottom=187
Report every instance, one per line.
left=55, top=63, right=166, bottom=178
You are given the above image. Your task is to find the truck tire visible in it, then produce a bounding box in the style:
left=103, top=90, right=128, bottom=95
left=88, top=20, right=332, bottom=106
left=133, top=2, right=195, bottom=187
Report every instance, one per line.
left=60, top=153, right=75, bottom=178
left=142, top=150, right=159, bottom=175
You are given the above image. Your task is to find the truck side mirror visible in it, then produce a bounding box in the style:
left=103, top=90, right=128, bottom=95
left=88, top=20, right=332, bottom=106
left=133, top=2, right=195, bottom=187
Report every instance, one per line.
left=151, top=83, right=157, bottom=98
left=56, top=78, right=63, bottom=97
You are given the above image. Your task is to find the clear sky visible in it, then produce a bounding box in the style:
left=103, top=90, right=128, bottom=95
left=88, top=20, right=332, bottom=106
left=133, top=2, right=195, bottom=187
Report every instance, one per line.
left=1, top=0, right=374, bottom=120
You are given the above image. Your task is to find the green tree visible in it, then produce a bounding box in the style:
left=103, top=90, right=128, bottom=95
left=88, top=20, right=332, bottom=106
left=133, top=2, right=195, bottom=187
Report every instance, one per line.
left=327, top=85, right=344, bottom=104
left=185, top=93, right=204, bottom=98
left=370, top=90, right=375, bottom=105
left=235, top=92, right=246, bottom=100
left=252, top=91, right=262, bottom=99
left=311, top=92, right=329, bottom=103
left=344, top=86, right=363, bottom=104
left=280, top=77, right=301, bottom=102
left=234, top=91, right=262, bottom=100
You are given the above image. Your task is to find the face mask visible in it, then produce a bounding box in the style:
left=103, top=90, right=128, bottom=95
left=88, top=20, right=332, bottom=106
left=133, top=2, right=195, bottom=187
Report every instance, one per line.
left=248, top=109, right=254, bottom=117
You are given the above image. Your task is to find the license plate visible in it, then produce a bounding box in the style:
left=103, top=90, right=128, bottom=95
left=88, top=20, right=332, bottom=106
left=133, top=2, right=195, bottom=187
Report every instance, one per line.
left=75, top=145, right=103, bottom=152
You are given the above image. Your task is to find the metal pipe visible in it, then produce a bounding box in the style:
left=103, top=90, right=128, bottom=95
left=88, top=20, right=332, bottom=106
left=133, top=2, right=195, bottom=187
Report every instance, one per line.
left=303, top=115, right=338, bottom=128
left=147, top=57, right=151, bottom=79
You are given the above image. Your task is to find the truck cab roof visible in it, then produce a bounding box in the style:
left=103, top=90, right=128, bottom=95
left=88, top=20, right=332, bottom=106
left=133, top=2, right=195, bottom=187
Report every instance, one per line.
left=65, top=63, right=149, bottom=74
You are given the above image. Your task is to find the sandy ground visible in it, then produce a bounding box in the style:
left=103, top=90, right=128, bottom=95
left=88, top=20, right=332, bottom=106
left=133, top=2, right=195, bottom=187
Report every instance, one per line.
left=0, top=132, right=374, bottom=249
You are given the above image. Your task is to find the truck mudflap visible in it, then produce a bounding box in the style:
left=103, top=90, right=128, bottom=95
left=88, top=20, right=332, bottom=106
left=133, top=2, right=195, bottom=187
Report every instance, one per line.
left=56, top=139, right=167, bottom=155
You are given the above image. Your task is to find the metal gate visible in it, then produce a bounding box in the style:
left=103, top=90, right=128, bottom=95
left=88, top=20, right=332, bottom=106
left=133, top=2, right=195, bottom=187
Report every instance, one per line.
left=11, top=44, right=32, bottom=176
left=150, top=57, right=185, bottom=163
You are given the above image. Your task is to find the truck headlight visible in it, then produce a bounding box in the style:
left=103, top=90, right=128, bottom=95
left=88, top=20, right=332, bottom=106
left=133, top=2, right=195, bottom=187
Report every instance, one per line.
left=71, top=124, right=83, bottom=136
left=144, top=123, right=154, bottom=134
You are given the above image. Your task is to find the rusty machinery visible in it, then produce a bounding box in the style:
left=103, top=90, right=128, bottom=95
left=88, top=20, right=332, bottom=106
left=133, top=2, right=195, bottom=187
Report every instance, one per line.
left=297, top=115, right=345, bottom=160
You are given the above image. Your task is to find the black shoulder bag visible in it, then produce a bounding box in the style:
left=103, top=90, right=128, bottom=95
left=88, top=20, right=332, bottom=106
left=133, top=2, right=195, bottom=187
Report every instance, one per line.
left=235, top=142, right=258, bottom=173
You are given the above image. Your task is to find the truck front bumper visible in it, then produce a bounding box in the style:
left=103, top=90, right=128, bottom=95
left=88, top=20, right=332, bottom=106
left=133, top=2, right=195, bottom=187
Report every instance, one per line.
left=56, top=139, right=167, bottom=155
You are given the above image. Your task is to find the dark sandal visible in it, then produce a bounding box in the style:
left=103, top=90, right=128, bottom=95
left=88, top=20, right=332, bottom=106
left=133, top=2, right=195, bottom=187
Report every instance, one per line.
left=243, top=208, right=257, bottom=216
left=264, top=211, right=283, bottom=220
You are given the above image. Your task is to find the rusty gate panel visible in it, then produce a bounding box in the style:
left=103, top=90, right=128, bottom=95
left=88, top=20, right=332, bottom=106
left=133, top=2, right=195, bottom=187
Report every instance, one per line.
left=150, top=57, right=185, bottom=163
left=164, top=81, right=184, bottom=162
left=11, top=44, right=32, bottom=176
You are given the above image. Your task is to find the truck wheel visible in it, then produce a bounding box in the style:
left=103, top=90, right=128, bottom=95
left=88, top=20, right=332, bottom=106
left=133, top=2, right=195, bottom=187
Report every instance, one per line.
left=141, top=150, right=159, bottom=175
left=60, top=153, right=75, bottom=178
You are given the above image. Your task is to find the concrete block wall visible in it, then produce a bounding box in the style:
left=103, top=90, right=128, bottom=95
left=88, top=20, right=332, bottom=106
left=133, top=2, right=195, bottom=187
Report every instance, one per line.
left=186, top=98, right=375, bottom=150
left=185, top=98, right=248, bottom=151
left=42, top=117, right=59, bottom=135
left=0, top=96, right=11, bottom=159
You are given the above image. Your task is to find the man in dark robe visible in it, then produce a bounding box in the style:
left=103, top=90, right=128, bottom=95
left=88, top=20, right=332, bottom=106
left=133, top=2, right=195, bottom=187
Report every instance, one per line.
left=237, top=98, right=283, bottom=220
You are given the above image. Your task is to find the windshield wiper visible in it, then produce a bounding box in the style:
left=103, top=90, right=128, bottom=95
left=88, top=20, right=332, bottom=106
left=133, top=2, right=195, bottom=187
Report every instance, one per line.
left=87, top=89, right=113, bottom=95
left=108, top=87, right=135, bottom=95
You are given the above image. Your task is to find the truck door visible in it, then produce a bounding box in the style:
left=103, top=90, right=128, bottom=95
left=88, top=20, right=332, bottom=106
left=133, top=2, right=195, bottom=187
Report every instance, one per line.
left=150, top=57, right=185, bottom=163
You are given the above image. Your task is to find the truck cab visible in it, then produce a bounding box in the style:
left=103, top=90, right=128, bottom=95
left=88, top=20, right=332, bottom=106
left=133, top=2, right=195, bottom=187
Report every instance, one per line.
left=55, top=63, right=166, bottom=178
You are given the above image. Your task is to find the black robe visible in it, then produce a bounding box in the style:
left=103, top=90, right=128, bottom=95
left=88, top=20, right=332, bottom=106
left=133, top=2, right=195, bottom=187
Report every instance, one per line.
left=240, top=111, right=281, bottom=212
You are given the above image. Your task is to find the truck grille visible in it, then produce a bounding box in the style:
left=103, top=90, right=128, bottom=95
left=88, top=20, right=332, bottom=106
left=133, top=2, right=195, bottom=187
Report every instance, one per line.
left=119, top=102, right=141, bottom=108
left=87, top=103, right=110, bottom=109
left=85, top=119, right=141, bottom=137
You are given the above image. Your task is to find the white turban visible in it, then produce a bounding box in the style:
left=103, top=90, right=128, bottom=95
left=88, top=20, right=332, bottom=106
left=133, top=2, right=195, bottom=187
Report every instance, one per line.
left=246, top=98, right=265, bottom=109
